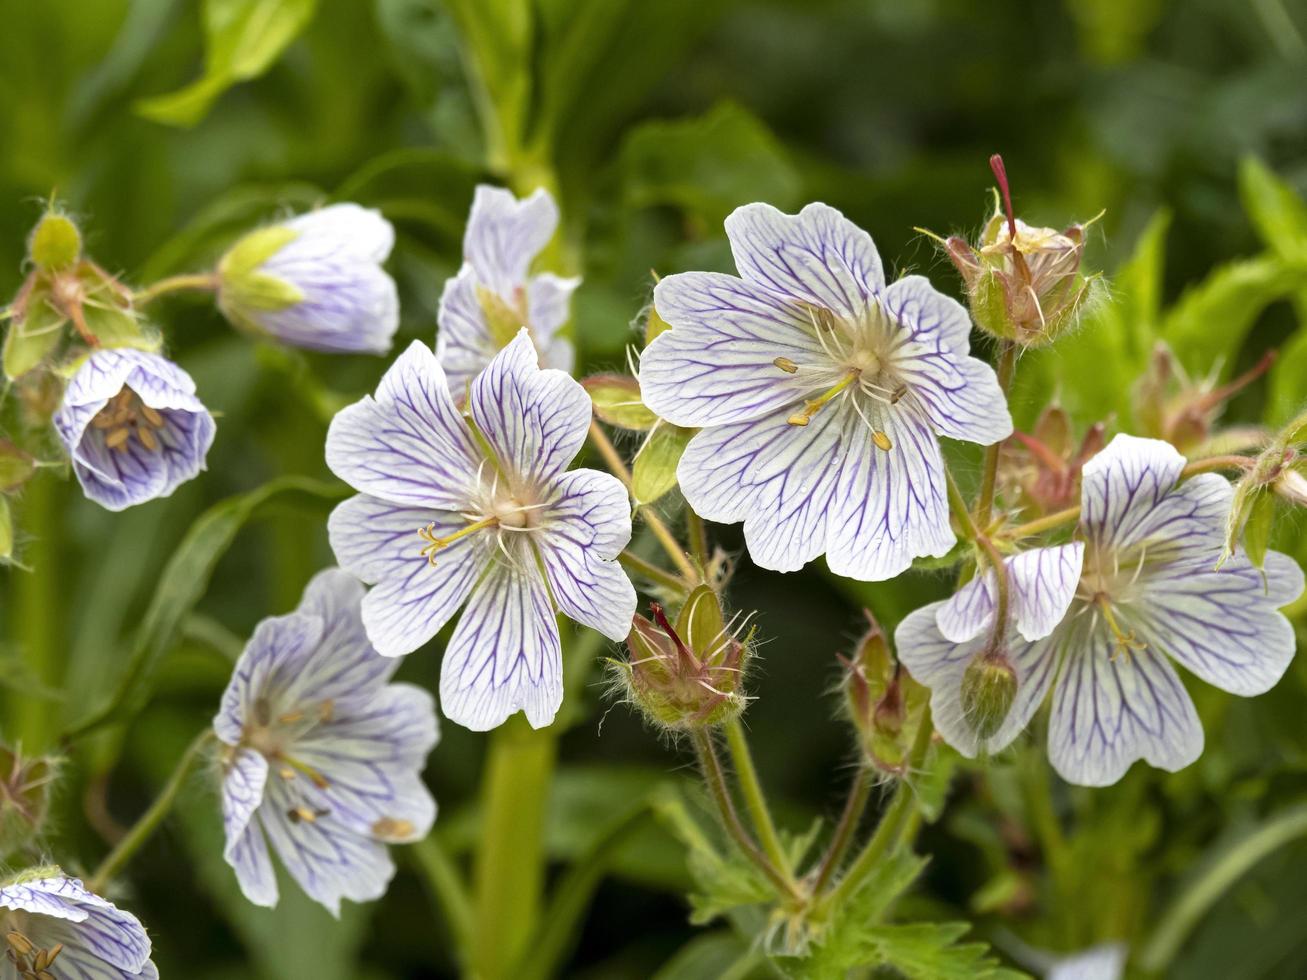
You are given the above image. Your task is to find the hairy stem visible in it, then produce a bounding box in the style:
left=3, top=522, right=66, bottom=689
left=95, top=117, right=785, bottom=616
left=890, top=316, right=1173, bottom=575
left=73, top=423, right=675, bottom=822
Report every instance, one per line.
left=723, top=718, right=793, bottom=883
left=617, top=550, right=690, bottom=596
left=975, top=340, right=1017, bottom=523
left=89, top=729, right=213, bottom=892
left=131, top=272, right=219, bottom=306
left=13, top=472, right=62, bottom=751
left=810, top=765, right=872, bottom=897
left=686, top=509, right=710, bottom=569
left=411, top=835, right=474, bottom=957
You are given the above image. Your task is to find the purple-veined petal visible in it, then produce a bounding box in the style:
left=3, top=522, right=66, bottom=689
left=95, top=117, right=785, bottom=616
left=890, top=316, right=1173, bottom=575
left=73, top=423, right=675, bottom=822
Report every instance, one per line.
left=214, top=611, right=325, bottom=744
left=325, top=341, right=481, bottom=510
left=641, top=271, right=829, bottom=427
left=468, top=330, right=591, bottom=485
left=328, top=494, right=488, bottom=659
left=825, top=403, right=954, bottom=581
left=1079, top=435, right=1187, bottom=550
left=881, top=274, right=975, bottom=354
left=282, top=203, right=395, bottom=263
left=1135, top=549, right=1303, bottom=696
left=677, top=403, right=845, bottom=573
left=436, top=265, right=497, bottom=400
left=895, top=604, right=1060, bottom=757
left=526, top=272, right=579, bottom=344
left=221, top=748, right=278, bottom=908
left=1047, top=621, right=1203, bottom=786
left=535, top=469, right=636, bottom=641
left=440, top=558, right=562, bottom=731
left=724, top=202, right=884, bottom=321
left=0, top=878, right=91, bottom=921
left=0, top=877, right=155, bottom=976
left=464, top=185, right=558, bottom=296
left=936, top=543, right=1085, bottom=643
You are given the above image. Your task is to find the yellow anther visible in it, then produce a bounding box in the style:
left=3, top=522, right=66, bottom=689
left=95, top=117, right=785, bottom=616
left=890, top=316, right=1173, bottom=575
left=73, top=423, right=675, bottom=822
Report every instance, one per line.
left=278, top=710, right=305, bottom=724
left=6, top=932, right=34, bottom=956
left=279, top=767, right=296, bottom=781
left=319, top=699, right=335, bottom=723
left=418, top=515, right=498, bottom=566
left=372, top=816, right=416, bottom=841
left=34, top=944, right=62, bottom=970
left=787, top=371, right=858, bottom=426
left=280, top=754, right=331, bottom=789
left=288, top=804, right=329, bottom=824
left=92, top=387, right=166, bottom=454
left=772, top=356, right=799, bottom=374
left=872, top=431, right=892, bottom=451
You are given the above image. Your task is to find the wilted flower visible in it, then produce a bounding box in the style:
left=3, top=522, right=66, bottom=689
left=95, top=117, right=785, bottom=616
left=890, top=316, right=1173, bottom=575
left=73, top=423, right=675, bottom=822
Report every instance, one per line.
left=619, top=587, right=751, bottom=731
left=215, top=569, right=438, bottom=915
left=53, top=348, right=215, bottom=511
left=0, top=870, right=158, bottom=979
left=941, top=155, right=1096, bottom=347
left=903, top=435, right=1305, bottom=785
left=641, top=201, right=1011, bottom=581
left=436, top=185, right=578, bottom=396
left=326, top=330, right=636, bottom=731
left=896, top=544, right=1085, bottom=757
left=217, top=203, right=399, bottom=354
left=1000, top=405, right=1106, bottom=517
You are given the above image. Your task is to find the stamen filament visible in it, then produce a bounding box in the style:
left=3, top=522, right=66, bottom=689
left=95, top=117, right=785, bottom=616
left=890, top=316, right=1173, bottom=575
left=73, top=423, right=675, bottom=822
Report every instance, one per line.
left=788, top=371, right=857, bottom=426
left=419, top=515, right=497, bottom=565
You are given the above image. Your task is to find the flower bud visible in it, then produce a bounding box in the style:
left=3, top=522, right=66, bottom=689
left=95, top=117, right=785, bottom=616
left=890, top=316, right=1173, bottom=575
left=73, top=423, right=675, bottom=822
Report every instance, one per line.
left=28, top=211, right=81, bottom=273
left=582, top=374, right=659, bottom=431
left=960, top=648, right=1018, bottom=741
left=840, top=611, right=928, bottom=775
left=0, top=746, right=56, bottom=858
left=630, top=421, right=695, bottom=505
left=1134, top=342, right=1274, bottom=455
left=217, top=203, right=398, bottom=355
left=617, top=587, right=752, bottom=731
left=938, top=155, right=1098, bottom=347
left=999, top=405, right=1105, bottom=517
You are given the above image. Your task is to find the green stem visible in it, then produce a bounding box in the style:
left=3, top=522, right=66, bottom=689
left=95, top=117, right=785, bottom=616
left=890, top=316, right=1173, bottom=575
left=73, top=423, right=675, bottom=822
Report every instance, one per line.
left=131, top=272, right=219, bottom=307
left=975, top=340, right=1017, bottom=524
left=692, top=731, right=802, bottom=902
left=88, top=729, right=213, bottom=892
left=1138, top=804, right=1307, bottom=973
left=617, top=550, right=690, bottom=596
left=13, top=471, right=62, bottom=751
left=810, top=765, right=872, bottom=897
left=686, top=510, right=710, bottom=569
left=1022, top=744, right=1072, bottom=937
left=472, top=716, right=558, bottom=979
left=723, top=718, right=792, bottom=882
left=410, top=835, right=474, bottom=957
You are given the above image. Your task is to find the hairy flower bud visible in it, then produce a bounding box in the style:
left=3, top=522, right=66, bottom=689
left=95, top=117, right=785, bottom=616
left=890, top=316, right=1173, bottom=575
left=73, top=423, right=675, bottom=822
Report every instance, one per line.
left=840, top=611, right=927, bottom=774
left=0, top=747, right=56, bottom=859
left=960, top=648, right=1018, bottom=741
left=999, top=405, right=1105, bottom=517
left=938, top=155, right=1098, bottom=348
left=618, top=587, right=752, bottom=731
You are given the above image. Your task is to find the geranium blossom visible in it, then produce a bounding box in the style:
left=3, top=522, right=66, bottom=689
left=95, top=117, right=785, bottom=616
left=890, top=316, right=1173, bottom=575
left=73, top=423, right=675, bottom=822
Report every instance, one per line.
left=326, top=330, right=635, bottom=731
left=217, top=203, right=399, bottom=354
left=0, top=872, right=157, bottom=979
left=215, top=569, right=438, bottom=915
left=899, top=434, right=1305, bottom=785
left=53, top=348, right=215, bottom=511
left=436, top=185, right=578, bottom=397
left=640, top=202, right=1012, bottom=580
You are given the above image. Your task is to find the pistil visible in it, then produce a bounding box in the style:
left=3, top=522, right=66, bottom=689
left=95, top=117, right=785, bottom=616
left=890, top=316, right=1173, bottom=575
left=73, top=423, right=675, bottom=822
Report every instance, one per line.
left=1095, top=594, right=1146, bottom=662
left=418, top=515, right=498, bottom=565
left=787, top=371, right=858, bottom=426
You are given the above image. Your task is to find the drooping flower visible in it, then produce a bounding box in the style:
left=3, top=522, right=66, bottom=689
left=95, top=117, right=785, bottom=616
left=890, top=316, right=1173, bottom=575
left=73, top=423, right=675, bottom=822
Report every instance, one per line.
left=0, top=870, right=158, bottom=979
left=214, top=568, right=438, bottom=915
left=900, top=434, right=1305, bottom=786
left=436, top=185, right=578, bottom=397
left=640, top=201, right=1012, bottom=580
left=217, top=203, right=399, bottom=354
left=326, top=330, right=636, bottom=731
left=54, top=348, right=216, bottom=511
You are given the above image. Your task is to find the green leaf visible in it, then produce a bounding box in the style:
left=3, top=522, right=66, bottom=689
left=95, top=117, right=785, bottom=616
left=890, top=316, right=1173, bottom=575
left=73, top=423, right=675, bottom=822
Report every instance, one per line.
left=1162, top=255, right=1307, bottom=377
left=582, top=374, right=659, bottom=431
left=136, top=0, right=321, bottom=127
left=857, top=923, right=1027, bottom=980
left=1239, top=157, right=1307, bottom=263
left=631, top=422, right=695, bottom=505
left=441, top=0, right=532, bottom=168
left=652, top=931, right=762, bottom=980
left=62, top=476, right=347, bottom=740
left=621, top=101, right=801, bottom=227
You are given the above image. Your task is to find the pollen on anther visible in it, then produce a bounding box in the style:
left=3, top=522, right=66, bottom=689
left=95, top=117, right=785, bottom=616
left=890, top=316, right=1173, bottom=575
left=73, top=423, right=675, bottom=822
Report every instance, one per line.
left=873, top=431, right=893, bottom=451
left=773, top=356, right=798, bottom=374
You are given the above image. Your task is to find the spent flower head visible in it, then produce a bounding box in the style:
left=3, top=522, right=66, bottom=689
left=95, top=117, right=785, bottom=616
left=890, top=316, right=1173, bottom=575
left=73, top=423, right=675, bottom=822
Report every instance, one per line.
left=839, top=610, right=928, bottom=775
left=940, top=155, right=1098, bottom=348
left=999, top=405, right=1106, bottom=517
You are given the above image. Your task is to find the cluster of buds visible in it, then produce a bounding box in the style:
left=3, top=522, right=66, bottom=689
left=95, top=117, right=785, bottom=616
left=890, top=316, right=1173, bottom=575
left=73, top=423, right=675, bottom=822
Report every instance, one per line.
left=0, top=746, right=56, bottom=860
left=2, top=206, right=156, bottom=388
left=840, top=611, right=928, bottom=775
left=618, top=586, right=752, bottom=732
left=938, top=155, right=1098, bottom=348
left=1133, top=342, right=1274, bottom=456
left=999, top=405, right=1106, bottom=518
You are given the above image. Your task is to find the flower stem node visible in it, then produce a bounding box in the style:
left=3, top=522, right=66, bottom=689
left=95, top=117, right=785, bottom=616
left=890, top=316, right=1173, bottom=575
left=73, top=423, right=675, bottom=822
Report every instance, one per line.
left=619, top=587, right=753, bottom=732
left=960, top=648, right=1018, bottom=742
left=936, top=155, right=1099, bottom=348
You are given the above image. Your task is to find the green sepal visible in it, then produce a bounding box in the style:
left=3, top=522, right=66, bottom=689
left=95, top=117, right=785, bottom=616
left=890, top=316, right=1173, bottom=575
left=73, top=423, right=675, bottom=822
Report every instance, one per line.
left=675, top=585, right=725, bottom=657
left=1243, top=489, right=1276, bottom=569
left=476, top=284, right=527, bottom=349
left=3, top=289, right=65, bottom=379
left=81, top=301, right=158, bottom=350
left=631, top=421, right=695, bottom=504
left=0, top=441, right=36, bottom=493
left=645, top=303, right=673, bottom=344
left=968, top=269, right=1015, bottom=341
left=222, top=270, right=306, bottom=320
left=582, top=374, right=658, bottom=431
left=218, top=224, right=298, bottom=279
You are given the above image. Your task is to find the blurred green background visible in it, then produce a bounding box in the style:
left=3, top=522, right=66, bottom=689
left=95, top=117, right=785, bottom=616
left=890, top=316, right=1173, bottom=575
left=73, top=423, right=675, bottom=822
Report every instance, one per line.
left=3, top=0, right=1307, bottom=976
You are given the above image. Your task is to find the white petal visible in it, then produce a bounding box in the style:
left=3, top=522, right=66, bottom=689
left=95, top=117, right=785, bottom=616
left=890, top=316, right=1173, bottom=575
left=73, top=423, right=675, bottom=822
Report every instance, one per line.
left=677, top=405, right=845, bottom=573
left=882, top=274, right=975, bottom=353
left=1048, top=622, right=1203, bottom=786
left=25, top=883, right=155, bottom=975
left=724, top=202, right=884, bottom=320
left=535, top=469, right=637, bottom=641
left=641, top=271, right=829, bottom=427
left=526, top=272, right=580, bottom=343
left=440, top=559, right=562, bottom=731
left=464, top=185, right=558, bottom=295
left=436, top=265, right=497, bottom=399
left=284, top=203, right=395, bottom=262
left=937, top=543, right=1085, bottom=644
left=1047, top=943, right=1128, bottom=980
left=325, top=341, right=481, bottom=510
left=222, top=749, right=278, bottom=908
left=825, top=403, right=954, bottom=581
left=468, top=330, right=591, bottom=485
left=328, top=495, right=488, bottom=658
left=214, top=611, right=325, bottom=744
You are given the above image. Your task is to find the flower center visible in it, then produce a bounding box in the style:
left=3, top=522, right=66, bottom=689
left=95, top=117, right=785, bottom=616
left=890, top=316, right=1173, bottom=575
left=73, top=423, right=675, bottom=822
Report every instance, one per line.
left=91, top=386, right=166, bottom=453
left=1077, top=541, right=1150, bottom=660
left=241, top=697, right=335, bottom=788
